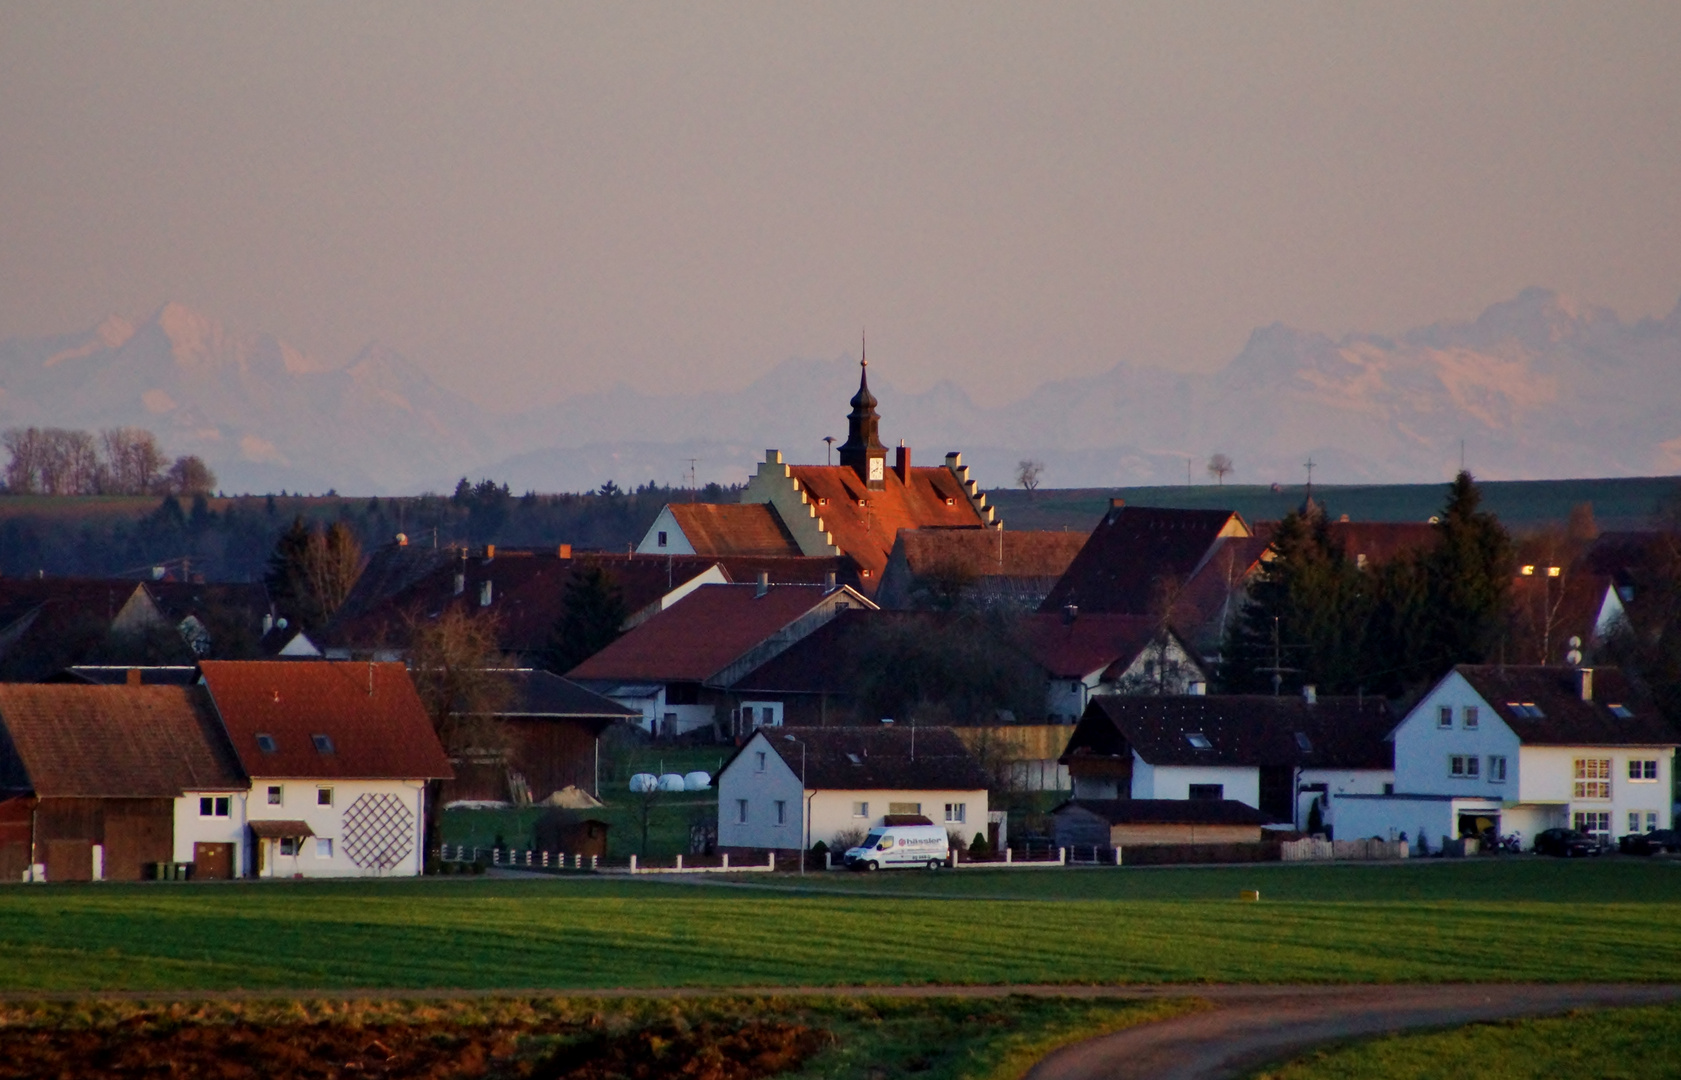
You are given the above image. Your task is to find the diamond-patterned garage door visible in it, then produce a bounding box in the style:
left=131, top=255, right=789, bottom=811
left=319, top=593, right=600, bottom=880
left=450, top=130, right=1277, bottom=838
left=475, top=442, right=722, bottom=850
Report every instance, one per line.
left=341, top=793, right=415, bottom=871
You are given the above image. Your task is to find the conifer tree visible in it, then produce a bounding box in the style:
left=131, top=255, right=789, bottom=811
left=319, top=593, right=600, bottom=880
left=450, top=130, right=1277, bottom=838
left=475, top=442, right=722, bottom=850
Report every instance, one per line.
left=546, top=566, right=630, bottom=673
left=1421, top=470, right=1513, bottom=674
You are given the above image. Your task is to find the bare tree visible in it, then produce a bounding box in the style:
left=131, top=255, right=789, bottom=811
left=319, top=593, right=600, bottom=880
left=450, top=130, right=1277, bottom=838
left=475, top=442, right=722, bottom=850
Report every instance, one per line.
left=1207, top=453, right=1234, bottom=486
left=1016, top=459, right=1045, bottom=498
left=3, top=428, right=45, bottom=493
left=165, top=455, right=217, bottom=496
left=97, top=428, right=166, bottom=494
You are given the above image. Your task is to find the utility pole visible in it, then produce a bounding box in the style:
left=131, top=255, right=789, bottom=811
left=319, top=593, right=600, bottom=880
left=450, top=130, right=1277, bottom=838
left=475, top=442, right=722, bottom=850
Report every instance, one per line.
left=685, top=458, right=698, bottom=501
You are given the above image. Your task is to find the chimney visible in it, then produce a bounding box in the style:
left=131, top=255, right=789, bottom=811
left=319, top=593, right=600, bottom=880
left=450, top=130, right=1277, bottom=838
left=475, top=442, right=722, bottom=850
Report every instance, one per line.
left=1110, top=498, right=1125, bottom=509
left=453, top=573, right=466, bottom=596
left=126, top=668, right=142, bottom=687
left=1578, top=667, right=1593, bottom=702
left=395, top=532, right=408, bottom=547
left=895, top=442, right=910, bottom=483
left=262, top=613, right=274, bottom=635
left=557, top=543, right=572, bottom=559
left=479, top=580, right=493, bottom=607
left=484, top=544, right=495, bottom=560
left=755, top=571, right=769, bottom=598
left=824, top=570, right=837, bottom=591
left=1303, top=684, right=1318, bottom=705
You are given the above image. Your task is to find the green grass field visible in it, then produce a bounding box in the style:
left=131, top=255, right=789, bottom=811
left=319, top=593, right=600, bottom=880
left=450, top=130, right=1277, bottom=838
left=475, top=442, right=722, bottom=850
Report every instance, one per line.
left=0, top=861, right=1677, bottom=993
left=1250, top=1002, right=1681, bottom=1080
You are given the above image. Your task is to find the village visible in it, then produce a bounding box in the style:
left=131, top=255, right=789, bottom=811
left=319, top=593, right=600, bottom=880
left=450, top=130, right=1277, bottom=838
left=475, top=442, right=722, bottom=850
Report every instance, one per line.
left=0, top=364, right=1674, bottom=885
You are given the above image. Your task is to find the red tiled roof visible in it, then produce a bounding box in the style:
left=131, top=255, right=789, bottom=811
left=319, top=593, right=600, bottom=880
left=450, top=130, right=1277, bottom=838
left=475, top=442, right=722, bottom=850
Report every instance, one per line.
left=199, top=660, right=453, bottom=780
left=889, top=529, right=1086, bottom=578
left=667, top=504, right=802, bottom=557
left=1018, top=613, right=1171, bottom=679
left=1040, top=506, right=1250, bottom=617
left=786, top=464, right=988, bottom=581
left=0, top=685, right=245, bottom=798
left=567, top=583, right=849, bottom=685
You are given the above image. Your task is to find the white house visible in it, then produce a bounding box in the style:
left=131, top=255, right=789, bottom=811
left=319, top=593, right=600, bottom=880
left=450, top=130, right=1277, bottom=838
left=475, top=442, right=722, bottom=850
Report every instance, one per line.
left=1020, top=614, right=1209, bottom=722
left=717, top=725, right=992, bottom=852
left=200, top=660, right=454, bottom=878
left=1061, top=689, right=1396, bottom=828
left=1332, top=665, right=1677, bottom=847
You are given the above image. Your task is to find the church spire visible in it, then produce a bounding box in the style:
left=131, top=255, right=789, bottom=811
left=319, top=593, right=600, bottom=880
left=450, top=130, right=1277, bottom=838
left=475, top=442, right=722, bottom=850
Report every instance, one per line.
left=838, top=333, right=887, bottom=488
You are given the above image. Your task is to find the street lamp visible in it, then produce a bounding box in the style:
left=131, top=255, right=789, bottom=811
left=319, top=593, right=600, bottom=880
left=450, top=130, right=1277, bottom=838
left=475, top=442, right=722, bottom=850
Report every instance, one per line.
left=783, top=734, right=809, bottom=875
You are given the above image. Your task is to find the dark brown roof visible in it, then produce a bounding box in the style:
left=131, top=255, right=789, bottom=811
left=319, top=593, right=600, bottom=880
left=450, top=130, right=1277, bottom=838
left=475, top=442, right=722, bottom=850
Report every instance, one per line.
left=726, top=609, right=943, bottom=695
left=200, top=660, right=453, bottom=780
left=483, top=669, right=640, bottom=720
left=249, top=819, right=315, bottom=838
left=568, top=583, right=858, bottom=685
left=1066, top=693, right=1395, bottom=770
left=1452, top=666, right=1676, bottom=746
left=785, top=463, right=990, bottom=583
left=1053, top=798, right=1270, bottom=826
left=1019, top=613, right=1178, bottom=679
left=888, top=528, right=1086, bottom=579
left=666, top=504, right=802, bottom=557
left=0, top=684, right=245, bottom=798
left=744, top=725, right=991, bottom=792
left=1040, top=506, right=1251, bottom=617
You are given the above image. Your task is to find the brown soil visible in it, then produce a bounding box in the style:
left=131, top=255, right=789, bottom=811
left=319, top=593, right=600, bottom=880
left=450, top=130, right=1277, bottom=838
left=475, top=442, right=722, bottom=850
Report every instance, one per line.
left=0, top=1016, right=826, bottom=1080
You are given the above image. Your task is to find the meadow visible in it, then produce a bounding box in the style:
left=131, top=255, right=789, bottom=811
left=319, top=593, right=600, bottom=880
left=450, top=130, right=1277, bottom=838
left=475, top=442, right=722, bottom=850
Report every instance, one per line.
left=0, top=861, right=1677, bottom=993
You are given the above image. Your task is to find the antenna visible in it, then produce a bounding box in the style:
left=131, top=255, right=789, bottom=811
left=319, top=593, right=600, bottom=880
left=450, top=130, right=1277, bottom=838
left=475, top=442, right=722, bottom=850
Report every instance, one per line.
left=685, top=458, right=698, bottom=500
left=861, top=328, right=867, bottom=368
left=823, top=436, right=835, bottom=465
left=1253, top=616, right=1302, bottom=696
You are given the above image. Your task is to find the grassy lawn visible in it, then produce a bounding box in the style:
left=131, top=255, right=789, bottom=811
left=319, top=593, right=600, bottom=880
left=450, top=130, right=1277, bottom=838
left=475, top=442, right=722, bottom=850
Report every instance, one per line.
left=0, top=861, right=1677, bottom=992
left=0, top=994, right=1198, bottom=1080
left=1250, top=1002, right=1681, bottom=1080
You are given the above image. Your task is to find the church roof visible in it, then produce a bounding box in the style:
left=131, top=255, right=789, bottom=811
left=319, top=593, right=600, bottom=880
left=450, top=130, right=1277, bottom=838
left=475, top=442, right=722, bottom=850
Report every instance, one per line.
left=666, top=503, right=802, bottom=558
left=788, top=464, right=987, bottom=583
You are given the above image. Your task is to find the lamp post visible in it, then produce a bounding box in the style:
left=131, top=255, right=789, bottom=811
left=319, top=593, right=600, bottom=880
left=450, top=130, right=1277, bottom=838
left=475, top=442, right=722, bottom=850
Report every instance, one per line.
left=783, top=734, right=809, bottom=875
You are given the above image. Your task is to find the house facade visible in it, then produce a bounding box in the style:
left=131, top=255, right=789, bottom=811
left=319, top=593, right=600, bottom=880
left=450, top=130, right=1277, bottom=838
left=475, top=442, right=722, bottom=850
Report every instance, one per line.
left=1333, top=665, right=1677, bottom=846
left=717, top=726, right=991, bottom=851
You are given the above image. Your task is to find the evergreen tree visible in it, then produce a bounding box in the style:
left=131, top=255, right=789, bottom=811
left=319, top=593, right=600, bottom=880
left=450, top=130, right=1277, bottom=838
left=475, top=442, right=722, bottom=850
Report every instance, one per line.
left=263, top=516, right=364, bottom=631
left=1421, top=471, right=1513, bottom=675
left=545, top=566, right=630, bottom=673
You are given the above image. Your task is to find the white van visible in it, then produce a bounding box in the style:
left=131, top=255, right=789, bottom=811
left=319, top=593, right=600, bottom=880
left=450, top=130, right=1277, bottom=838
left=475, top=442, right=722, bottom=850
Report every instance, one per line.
left=843, top=824, right=950, bottom=870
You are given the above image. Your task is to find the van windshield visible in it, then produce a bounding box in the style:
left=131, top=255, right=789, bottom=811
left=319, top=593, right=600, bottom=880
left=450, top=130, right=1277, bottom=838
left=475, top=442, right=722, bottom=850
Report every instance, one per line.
left=859, top=831, right=884, bottom=849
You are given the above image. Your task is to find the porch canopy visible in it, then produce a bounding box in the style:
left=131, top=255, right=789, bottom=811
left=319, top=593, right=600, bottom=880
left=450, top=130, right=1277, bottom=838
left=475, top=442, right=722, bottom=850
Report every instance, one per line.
left=248, top=820, right=315, bottom=839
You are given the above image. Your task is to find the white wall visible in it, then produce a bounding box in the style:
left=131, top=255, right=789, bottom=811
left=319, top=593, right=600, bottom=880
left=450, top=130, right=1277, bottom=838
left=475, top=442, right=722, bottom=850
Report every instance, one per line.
left=635, top=506, right=697, bottom=555
left=1392, top=672, right=1523, bottom=798
left=717, top=734, right=806, bottom=850
left=1331, top=795, right=1461, bottom=846
left=1044, top=671, right=1101, bottom=723
left=1299, top=767, right=1395, bottom=831
left=1519, top=744, right=1674, bottom=836
left=173, top=790, right=249, bottom=866
left=1132, top=755, right=1259, bottom=807
left=808, top=789, right=988, bottom=849
left=247, top=778, right=428, bottom=877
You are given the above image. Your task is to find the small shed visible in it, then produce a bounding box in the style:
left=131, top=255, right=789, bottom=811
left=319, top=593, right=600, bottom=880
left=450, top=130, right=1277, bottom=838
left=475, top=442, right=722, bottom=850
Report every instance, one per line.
left=1052, top=798, right=1269, bottom=848
left=533, top=809, right=610, bottom=858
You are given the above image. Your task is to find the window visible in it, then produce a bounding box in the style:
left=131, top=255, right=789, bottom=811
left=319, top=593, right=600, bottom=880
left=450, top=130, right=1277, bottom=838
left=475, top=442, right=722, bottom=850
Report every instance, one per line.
left=852, top=801, right=869, bottom=818
left=256, top=733, right=277, bottom=753
left=315, top=838, right=333, bottom=859
left=755, top=751, right=767, bottom=773
left=1608, top=704, right=1634, bottom=719
left=1649, top=812, right=1661, bottom=833
left=311, top=734, right=335, bottom=754
left=267, top=785, right=283, bottom=806
left=1573, top=811, right=1611, bottom=839
left=1574, top=759, right=1612, bottom=799
left=736, top=799, right=748, bottom=824
left=1185, top=732, right=1213, bottom=749
left=1463, top=706, right=1479, bottom=730
left=198, top=796, right=230, bottom=817
left=888, top=802, right=921, bottom=815
left=657, top=531, right=668, bottom=547
left=774, top=800, right=786, bottom=826
left=1488, top=756, right=1507, bottom=783
left=1188, top=784, right=1224, bottom=801
left=317, top=787, right=334, bottom=807
left=1628, top=760, right=1659, bottom=782
left=279, top=837, right=300, bottom=856
left=1438, top=706, right=1453, bottom=729
left=1383, top=782, right=1395, bottom=795
left=1630, top=812, right=1643, bottom=835
left=1449, top=755, right=1479, bottom=778
left=944, top=803, right=966, bottom=824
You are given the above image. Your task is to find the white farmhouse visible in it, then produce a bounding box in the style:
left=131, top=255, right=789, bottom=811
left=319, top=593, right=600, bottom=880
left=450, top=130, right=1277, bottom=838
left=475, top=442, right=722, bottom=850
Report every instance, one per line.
left=200, top=660, right=453, bottom=878
left=1332, top=665, right=1677, bottom=847
left=717, top=725, right=992, bottom=852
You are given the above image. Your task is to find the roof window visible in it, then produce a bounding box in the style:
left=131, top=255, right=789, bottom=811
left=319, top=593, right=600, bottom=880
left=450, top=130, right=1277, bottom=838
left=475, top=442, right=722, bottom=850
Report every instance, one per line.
left=1608, top=704, right=1633, bottom=719
left=1506, top=702, right=1545, bottom=719
left=311, top=734, right=336, bottom=754
left=847, top=752, right=863, bottom=765
left=1295, top=732, right=1313, bottom=752
left=1185, top=732, right=1212, bottom=750
left=256, top=733, right=277, bottom=753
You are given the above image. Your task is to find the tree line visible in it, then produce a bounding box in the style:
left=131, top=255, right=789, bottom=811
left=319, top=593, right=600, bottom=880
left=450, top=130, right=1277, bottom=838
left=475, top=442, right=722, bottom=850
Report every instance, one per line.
left=2, top=426, right=215, bottom=496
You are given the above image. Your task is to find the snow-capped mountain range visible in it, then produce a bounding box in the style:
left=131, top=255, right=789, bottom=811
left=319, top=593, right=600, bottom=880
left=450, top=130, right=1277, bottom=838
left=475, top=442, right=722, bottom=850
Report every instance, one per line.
left=2, top=288, right=1678, bottom=495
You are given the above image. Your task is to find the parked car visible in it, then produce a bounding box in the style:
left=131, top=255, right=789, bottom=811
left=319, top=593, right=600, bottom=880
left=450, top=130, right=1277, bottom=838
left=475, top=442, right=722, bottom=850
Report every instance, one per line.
left=1534, top=828, right=1600, bottom=858
left=1619, top=829, right=1680, bottom=856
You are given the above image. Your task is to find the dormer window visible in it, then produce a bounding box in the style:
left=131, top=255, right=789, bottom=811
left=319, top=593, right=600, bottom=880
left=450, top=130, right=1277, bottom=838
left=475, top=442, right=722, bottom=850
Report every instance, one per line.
left=311, top=734, right=335, bottom=754
left=1507, top=702, right=1544, bottom=718
left=1185, top=732, right=1212, bottom=750
left=1608, top=704, right=1633, bottom=719
left=256, top=734, right=277, bottom=753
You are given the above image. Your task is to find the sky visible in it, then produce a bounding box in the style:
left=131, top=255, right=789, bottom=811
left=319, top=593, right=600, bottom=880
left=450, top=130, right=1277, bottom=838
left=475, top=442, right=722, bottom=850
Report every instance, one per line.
left=3, top=3, right=1679, bottom=412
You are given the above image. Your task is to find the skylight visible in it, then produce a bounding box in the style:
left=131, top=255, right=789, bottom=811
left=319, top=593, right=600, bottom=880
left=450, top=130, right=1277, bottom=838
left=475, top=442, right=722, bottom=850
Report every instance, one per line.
left=256, top=734, right=277, bottom=753
left=1608, top=704, right=1633, bottom=719
left=1506, top=702, right=1545, bottom=719
left=1185, top=732, right=1212, bottom=749
left=846, top=752, right=863, bottom=765
left=312, top=734, right=336, bottom=754
left=1295, top=732, right=1313, bottom=752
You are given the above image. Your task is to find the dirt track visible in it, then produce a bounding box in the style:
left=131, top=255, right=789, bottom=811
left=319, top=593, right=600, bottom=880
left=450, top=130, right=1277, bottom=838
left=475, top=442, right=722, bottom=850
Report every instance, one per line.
left=1023, top=983, right=1681, bottom=1080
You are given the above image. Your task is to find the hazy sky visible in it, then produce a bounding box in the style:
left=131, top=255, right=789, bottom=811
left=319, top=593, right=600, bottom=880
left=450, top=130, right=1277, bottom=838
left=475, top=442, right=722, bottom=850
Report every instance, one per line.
left=3, top=3, right=1679, bottom=411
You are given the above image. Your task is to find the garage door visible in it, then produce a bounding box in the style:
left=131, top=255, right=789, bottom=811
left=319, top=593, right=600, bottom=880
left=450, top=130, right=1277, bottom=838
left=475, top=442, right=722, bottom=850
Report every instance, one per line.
left=193, top=842, right=234, bottom=880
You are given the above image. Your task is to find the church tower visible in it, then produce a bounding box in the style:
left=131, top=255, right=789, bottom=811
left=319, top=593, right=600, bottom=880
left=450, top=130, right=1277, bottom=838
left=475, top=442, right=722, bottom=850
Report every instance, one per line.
left=836, top=349, right=888, bottom=489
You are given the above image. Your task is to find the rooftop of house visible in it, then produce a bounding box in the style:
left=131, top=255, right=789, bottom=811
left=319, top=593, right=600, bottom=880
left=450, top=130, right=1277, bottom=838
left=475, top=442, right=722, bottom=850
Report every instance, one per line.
left=887, top=528, right=1087, bottom=580
left=475, top=668, right=641, bottom=722
left=664, top=503, right=802, bottom=558
left=1053, top=797, right=1271, bottom=826
left=785, top=462, right=988, bottom=582
left=1039, top=505, right=1251, bottom=618
left=1066, top=692, right=1396, bottom=771
left=199, top=660, right=453, bottom=780
left=1450, top=665, right=1677, bottom=746
left=739, top=724, right=992, bottom=792
left=1018, top=612, right=1186, bottom=680
left=567, top=582, right=863, bottom=685
left=0, top=684, right=244, bottom=799
left=726, top=608, right=941, bottom=695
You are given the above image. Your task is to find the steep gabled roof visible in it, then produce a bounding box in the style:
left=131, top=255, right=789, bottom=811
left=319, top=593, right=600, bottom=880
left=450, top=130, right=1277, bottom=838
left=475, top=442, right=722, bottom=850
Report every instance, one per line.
left=785, top=464, right=987, bottom=581
left=1018, top=613, right=1180, bottom=680
left=1040, top=505, right=1250, bottom=617
left=0, top=684, right=244, bottom=798
left=727, top=609, right=944, bottom=695
left=1067, top=693, right=1395, bottom=770
left=666, top=504, right=802, bottom=557
left=1053, top=798, right=1270, bottom=826
left=200, top=660, right=453, bottom=780
left=1451, top=665, right=1676, bottom=746
left=743, top=725, right=991, bottom=792
left=567, top=583, right=867, bottom=685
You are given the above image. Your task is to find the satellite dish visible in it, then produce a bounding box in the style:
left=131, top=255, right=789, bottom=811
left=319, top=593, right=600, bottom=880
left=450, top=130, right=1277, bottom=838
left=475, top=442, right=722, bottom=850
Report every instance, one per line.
left=1566, top=649, right=1583, bottom=667
left=1567, top=636, right=1582, bottom=649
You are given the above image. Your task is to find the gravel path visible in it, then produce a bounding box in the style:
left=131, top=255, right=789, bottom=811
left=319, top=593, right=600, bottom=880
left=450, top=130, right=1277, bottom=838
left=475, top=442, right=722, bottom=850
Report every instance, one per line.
left=1024, top=983, right=1681, bottom=1080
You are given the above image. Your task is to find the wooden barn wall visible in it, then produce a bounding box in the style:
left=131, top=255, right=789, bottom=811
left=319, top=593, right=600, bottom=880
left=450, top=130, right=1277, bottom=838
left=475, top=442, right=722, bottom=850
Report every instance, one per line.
left=33, top=798, right=174, bottom=881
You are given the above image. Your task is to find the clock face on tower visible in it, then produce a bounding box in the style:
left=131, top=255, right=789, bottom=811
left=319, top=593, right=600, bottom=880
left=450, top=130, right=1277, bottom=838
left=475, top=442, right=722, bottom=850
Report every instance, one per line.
left=868, top=457, right=884, bottom=482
